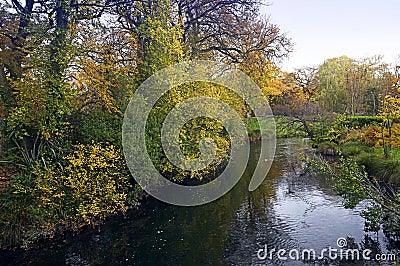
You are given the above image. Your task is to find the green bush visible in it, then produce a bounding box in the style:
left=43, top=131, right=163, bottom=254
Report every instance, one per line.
left=0, top=174, right=36, bottom=248
left=342, top=116, right=382, bottom=129
left=275, top=117, right=308, bottom=138
left=310, top=115, right=383, bottom=144
left=69, top=111, right=123, bottom=148
left=143, top=83, right=247, bottom=182
left=247, top=117, right=308, bottom=140
left=311, top=118, right=347, bottom=143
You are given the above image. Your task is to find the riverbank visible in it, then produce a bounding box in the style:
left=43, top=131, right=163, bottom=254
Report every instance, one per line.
left=2, top=138, right=398, bottom=265
left=1, top=114, right=398, bottom=253
left=303, top=115, right=400, bottom=244
left=0, top=117, right=278, bottom=251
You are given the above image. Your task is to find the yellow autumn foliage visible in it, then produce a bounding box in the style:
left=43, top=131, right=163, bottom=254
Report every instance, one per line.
left=32, top=143, right=131, bottom=227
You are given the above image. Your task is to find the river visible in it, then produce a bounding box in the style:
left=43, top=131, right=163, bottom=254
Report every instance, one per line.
left=1, top=138, right=399, bottom=265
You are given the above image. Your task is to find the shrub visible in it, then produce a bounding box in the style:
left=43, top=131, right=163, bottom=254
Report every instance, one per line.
left=69, top=111, right=123, bottom=148
left=61, top=143, right=131, bottom=225
left=274, top=117, right=308, bottom=138
left=312, top=115, right=382, bottom=144
left=311, top=117, right=348, bottom=143
left=0, top=143, right=134, bottom=248
left=341, top=125, right=380, bottom=146
left=305, top=156, right=368, bottom=208
left=0, top=174, right=36, bottom=248
left=342, top=116, right=382, bottom=128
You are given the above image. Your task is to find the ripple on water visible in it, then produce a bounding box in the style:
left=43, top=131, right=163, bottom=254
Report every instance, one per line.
left=1, top=138, right=399, bottom=265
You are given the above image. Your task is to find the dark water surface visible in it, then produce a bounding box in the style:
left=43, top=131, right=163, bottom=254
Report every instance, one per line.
left=1, top=138, right=399, bottom=265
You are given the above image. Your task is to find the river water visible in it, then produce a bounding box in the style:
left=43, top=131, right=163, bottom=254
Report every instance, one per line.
left=1, top=138, right=399, bottom=265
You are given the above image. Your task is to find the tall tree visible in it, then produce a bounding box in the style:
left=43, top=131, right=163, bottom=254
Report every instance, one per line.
left=116, top=0, right=292, bottom=63
left=317, top=56, right=353, bottom=114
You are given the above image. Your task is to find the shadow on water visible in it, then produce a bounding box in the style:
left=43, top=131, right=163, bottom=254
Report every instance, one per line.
left=1, top=138, right=399, bottom=265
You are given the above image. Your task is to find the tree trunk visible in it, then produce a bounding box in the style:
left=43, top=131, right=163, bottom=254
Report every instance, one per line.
left=301, top=119, right=314, bottom=139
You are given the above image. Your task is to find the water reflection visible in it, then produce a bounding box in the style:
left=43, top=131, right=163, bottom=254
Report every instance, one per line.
left=1, top=138, right=399, bottom=265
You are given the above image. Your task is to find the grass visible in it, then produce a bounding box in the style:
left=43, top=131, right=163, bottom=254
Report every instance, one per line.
left=337, top=142, right=400, bottom=186
left=374, top=147, right=400, bottom=161
left=340, top=141, right=374, bottom=156
left=355, top=152, right=400, bottom=186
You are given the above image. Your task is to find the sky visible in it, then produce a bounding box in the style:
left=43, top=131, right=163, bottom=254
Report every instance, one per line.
left=261, top=0, right=400, bottom=71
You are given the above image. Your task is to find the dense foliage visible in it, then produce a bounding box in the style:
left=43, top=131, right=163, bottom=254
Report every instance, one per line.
left=267, top=49, right=400, bottom=241
left=0, top=0, right=399, bottom=249
left=0, top=0, right=291, bottom=248
left=0, top=143, right=133, bottom=248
